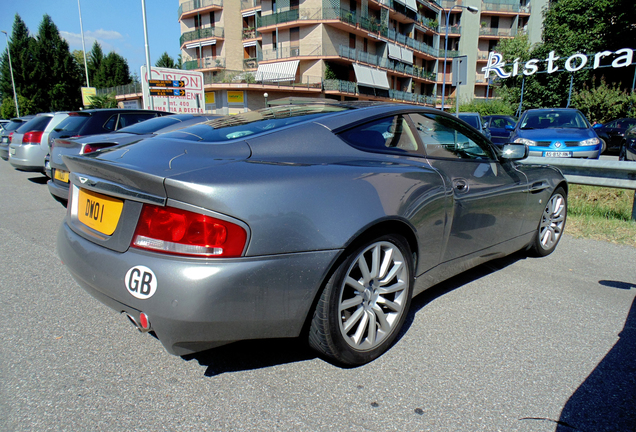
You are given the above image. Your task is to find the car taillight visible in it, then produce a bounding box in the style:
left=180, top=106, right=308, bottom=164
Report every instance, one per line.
left=23, top=131, right=43, bottom=144
left=8, top=132, right=13, bottom=143
left=131, top=204, right=247, bottom=258
left=82, top=143, right=114, bottom=154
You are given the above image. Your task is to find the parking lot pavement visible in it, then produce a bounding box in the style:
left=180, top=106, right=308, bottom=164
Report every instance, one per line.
left=0, top=160, right=634, bottom=431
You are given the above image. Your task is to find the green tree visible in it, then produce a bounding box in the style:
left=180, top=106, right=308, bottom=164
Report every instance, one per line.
left=31, top=14, right=83, bottom=111
left=1, top=94, right=36, bottom=118
left=88, top=41, right=104, bottom=83
left=86, top=93, right=117, bottom=108
left=0, top=14, right=36, bottom=109
left=571, top=77, right=636, bottom=123
left=155, top=52, right=176, bottom=69
left=90, top=45, right=132, bottom=89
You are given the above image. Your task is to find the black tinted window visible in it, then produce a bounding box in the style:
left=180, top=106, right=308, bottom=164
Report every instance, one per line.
left=17, top=116, right=52, bottom=133
left=55, top=115, right=90, bottom=133
left=117, top=113, right=158, bottom=129
left=458, top=115, right=480, bottom=129
left=117, top=116, right=183, bottom=134
left=339, top=115, right=419, bottom=154
left=3, top=121, right=24, bottom=132
left=409, top=113, right=495, bottom=160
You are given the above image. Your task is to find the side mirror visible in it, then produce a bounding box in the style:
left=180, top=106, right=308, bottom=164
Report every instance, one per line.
left=592, top=123, right=602, bottom=129
left=504, top=124, right=515, bottom=131
left=500, top=143, right=528, bottom=161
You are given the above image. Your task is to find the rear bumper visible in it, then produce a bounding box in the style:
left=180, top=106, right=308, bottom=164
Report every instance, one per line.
left=8, top=144, right=47, bottom=171
left=48, top=175, right=70, bottom=201
left=57, top=222, right=339, bottom=356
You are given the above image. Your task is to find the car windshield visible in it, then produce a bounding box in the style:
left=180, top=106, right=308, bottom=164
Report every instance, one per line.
left=520, top=111, right=589, bottom=129
left=161, top=105, right=350, bottom=142
left=458, top=115, right=479, bottom=129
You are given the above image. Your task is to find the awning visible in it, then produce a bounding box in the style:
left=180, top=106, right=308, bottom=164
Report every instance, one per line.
left=353, top=64, right=390, bottom=90
left=401, top=47, right=413, bottom=65
left=185, top=40, right=216, bottom=49
left=405, top=0, right=418, bottom=12
left=255, top=60, right=299, bottom=82
left=243, top=41, right=258, bottom=48
left=241, top=9, right=260, bottom=17
left=393, top=0, right=406, bottom=5
left=387, top=43, right=402, bottom=61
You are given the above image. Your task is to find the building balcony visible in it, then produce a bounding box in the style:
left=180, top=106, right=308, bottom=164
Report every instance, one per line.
left=243, top=57, right=259, bottom=69
left=477, top=51, right=490, bottom=61
left=180, top=26, right=225, bottom=47
left=262, top=44, right=323, bottom=61
left=240, top=0, right=261, bottom=11
left=178, top=0, right=223, bottom=20
left=323, top=78, right=436, bottom=106
left=339, top=45, right=437, bottom=83
left=182, top=56, right=226, bottom=71
left=481, top=2, right=531, bottom=14
left=242, top=28, right=261, bottom=39
left=479, top=27, right=517, bottom=37
left=440, top=24, right=461, bottom=35
left=439, top=0, right=462, bottom=8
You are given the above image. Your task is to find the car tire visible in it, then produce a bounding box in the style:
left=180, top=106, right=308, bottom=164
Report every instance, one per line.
left=528, top=187, right=567, bottom=257
left=599, top=138, right=607, bottom=155
left=308, top=234, right=414, bottom=366
left=618, top=142, right=626, bottom=161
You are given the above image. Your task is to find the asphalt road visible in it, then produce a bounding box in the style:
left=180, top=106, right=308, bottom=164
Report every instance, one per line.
left=1, top=159, right=634, bottom=432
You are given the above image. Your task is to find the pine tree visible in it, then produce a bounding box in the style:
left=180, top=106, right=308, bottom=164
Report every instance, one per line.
left=155, top=52, right=176, bottom=69
left=0, top=14, right=36, bottom=112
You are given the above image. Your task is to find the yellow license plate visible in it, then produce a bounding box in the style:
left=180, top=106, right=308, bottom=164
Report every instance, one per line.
left=77, top=189, right=123, bottom=235
left=54, top=169, right=69, bottom=183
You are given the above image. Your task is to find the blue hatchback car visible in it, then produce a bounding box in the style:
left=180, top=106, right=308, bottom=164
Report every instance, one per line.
left=511, top=108, right=601, bottom=159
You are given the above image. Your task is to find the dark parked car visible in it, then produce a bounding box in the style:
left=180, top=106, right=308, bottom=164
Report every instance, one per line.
left=620, top=125, right=636, bottom=161
left=0, top=116, right=35, bottom=160
left=458, top=112, right=492, bottom=141
left=58, top=103, right=567, bottom=366
left=483, top=115, right=517, bottom=145
left=593, top=117, right=636, bottom=154
left=511, top=108, right=601, bottom=159
left=47, top=108, right=172, bottom=149
left=48, top=113, right=218, bottom=203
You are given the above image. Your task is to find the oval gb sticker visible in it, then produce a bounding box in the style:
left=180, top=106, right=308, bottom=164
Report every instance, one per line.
left=125, top=266, right=157, bottom=299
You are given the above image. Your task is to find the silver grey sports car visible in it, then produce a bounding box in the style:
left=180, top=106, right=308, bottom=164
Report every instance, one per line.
left=57, top=102, right=567, bottom=366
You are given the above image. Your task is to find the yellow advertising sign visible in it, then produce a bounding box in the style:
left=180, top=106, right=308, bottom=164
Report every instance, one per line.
left=205, top=92, right=215, bottom=104
left=81, top=87, right=97, bottom=106
left=227, top=91, right=244, bottom=104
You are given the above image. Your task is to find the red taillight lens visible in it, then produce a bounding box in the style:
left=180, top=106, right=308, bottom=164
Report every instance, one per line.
left=8, top=132, right=13, bottom=143
left=23, top=131, right=44, bottom=144
left=131, top=204, right=247, bottom=257
left=83, top=143, right=114, bottom=154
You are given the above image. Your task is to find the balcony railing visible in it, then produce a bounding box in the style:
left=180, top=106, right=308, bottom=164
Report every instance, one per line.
left=416, top=14, right=439, bottom=32
left=440, top=24, right=461, bottom=35
left=479, top=27, right=517, bottom=37
left=482, top=2, right=520, bottom=13
left=201, top=70, right=322, bottom=87
left=180, top=26, right=225, bottom=46
left=242, top=28, right=261, bottom=39
left=182, top=56, right=226, bottom=70
left=477, top=51, right=490, bottom=60
left=240, top=0, right=261, bottom=10
left=178, top=0, right=223, bottom=19
left=338, top=45, right=437, bottom=82
left=440, top=0, right=462, bottom=7
left=243, top=57, right=259, bottom=69
left=262, top=44, right=323, bottom=61
left=323, top=78, right=436, bottom=106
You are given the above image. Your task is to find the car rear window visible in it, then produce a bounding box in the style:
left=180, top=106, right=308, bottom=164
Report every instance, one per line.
left=161, top=105, right=349, bottom=142
left=3, top=121, right=26, bottom=132
left=55, top=115, right=90, bottom=134
left=116, top=115, right=181, bottom=134
left=16, top=116, right=52, bottom=133
left=459, top=115, right=480, bottom=129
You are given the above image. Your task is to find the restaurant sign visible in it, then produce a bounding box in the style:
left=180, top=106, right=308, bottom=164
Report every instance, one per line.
left=482, top=48, right=634, bottom=79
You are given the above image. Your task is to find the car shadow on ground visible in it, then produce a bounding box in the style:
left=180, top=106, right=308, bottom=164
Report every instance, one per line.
left=185, top=251, right=528, bottom=377
left=27, top=174, right=48, bottom=185
left=554, top=282, right=636, bottom=432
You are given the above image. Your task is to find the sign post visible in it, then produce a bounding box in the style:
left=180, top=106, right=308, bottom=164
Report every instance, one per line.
left=452, top=56, right=468, bottom=116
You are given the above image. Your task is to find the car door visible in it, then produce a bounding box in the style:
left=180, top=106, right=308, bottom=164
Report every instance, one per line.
left=408, top=112, right=529, bottom=262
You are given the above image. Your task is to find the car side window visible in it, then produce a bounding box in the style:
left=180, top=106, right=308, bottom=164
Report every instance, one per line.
left=409, top=113, right=495, bottom=160
left=103, top=115, right=118, bottom=131
left=339, top=115, right=420, bottom=155
left=117, top=113, right=157, bottom=129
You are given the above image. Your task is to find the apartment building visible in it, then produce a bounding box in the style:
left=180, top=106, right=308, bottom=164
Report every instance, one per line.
left=177, top=0, right=549, bottom=113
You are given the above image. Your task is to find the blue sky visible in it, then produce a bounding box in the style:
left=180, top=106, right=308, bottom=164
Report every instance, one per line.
left=0, top=0, right=181, bottom=79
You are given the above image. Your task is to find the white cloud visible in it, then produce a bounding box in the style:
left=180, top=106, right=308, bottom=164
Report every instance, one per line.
left=86, top=29, right=124, bottom=40
left=60, top=30, right=118, bottom=54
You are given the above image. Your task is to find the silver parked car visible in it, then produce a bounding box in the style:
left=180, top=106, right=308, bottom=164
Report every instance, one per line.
left=58, top=102, right=567, bottom=366
left=9, top=112, right=68, bottom=172
left=48, top=113, right=219, bottom=203
left=0, top=116, right=34, bottom=160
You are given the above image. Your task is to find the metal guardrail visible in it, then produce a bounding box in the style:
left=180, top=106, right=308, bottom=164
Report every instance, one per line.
left=520, top=157, right=636, bottom=220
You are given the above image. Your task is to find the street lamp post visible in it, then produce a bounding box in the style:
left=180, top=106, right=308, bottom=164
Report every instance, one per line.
left=1, top=30, right=19, bottom=117
left=440, top=5, right=478, bottom=111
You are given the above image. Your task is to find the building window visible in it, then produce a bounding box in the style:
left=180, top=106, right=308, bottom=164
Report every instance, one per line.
left=209, top=11, right=215, bottom=27
left=364, top=38, right=368, bottom=53
left=491, top=16, right=499, bottom=29
left=350, top=0, right=356, bottom=13
left=290, top=27, right=299, bottom=56
left=194, top=15, right=201, bottom=29
left=349, top=33, right=356, bottom=49
left=273, top=32, right=277, bottom=50
left=291, top=0, right=299, bottom=10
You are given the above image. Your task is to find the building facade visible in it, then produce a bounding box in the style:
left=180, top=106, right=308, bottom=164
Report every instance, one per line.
left=176, top=0, right=549, bottom=113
